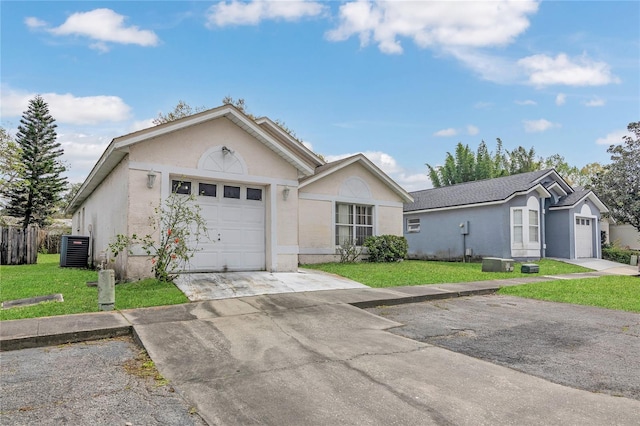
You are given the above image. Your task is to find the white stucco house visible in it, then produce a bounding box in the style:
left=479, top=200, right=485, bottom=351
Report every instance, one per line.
left=68, top=104, right=412, bottom=279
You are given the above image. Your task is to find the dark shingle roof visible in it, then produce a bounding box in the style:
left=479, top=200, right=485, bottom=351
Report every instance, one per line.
left=554, top=188, right=590, bottom=207
left=404, top=169, right=554, bottom=212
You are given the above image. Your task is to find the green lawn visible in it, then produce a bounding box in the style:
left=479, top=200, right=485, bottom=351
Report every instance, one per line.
left=303, top=259, right=591, bottom=288
left=1, top=254, right=188, bottom=321
left=498, top=276, right=640, bottom=313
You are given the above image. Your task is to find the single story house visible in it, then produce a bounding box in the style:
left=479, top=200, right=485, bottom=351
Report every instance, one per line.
left=403, top=169, right=609, bottom=261
left=68, top=104, right=412, bottom=279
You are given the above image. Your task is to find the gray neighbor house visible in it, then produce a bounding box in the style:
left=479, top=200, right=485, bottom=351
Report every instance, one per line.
left=403, top=169, right=608, bottom=262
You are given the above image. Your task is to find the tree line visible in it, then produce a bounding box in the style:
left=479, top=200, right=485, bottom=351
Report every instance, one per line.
left=1, top=96, right=638, bottom=233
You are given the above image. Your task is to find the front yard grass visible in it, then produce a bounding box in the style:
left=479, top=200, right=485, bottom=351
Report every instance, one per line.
left=1, top=254, right=189, bottom=321
left=498, top=276, right=640, bottom=313
left=303, top=258, right=590, bottom=288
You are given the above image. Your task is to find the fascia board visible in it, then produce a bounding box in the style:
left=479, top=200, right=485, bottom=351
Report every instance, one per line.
left=254, top=117, right=325, bottom=165
left=549, top=192, right=610, bottom=213
left=300, top=155, right=413, bottom=203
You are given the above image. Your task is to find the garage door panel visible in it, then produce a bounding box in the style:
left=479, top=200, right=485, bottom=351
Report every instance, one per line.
left=187, top=182, right=265, bottom=272
left=576, top=217, right=593, bottom=258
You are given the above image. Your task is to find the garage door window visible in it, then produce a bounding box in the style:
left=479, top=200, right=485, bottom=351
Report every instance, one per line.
left=247, top=188, right=262, bottom=201
left=172, top=180, right=191, bottom=195
left=224, top=185, right=241, bottom=199
left=198, top=183, right=217, bottom=197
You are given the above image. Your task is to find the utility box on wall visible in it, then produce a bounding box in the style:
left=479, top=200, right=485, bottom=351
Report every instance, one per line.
left=482, top=257, right=515, bottom=272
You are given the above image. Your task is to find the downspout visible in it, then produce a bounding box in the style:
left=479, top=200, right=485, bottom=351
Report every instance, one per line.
left=540, top=197, right=546, bottom=259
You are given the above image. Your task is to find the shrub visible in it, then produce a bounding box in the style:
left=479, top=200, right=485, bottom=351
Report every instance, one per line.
left=602, top=246, right=639, bottom=265
left=364, top=235, right=408, bottom=263
left=337, top=239, right=362, bottom=263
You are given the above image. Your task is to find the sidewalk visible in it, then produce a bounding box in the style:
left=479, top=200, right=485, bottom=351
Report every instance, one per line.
left=0, top=269, right=620, bottom=352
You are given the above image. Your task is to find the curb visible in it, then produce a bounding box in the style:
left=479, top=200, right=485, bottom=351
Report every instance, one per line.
left=1, top=325, right=132, bottom=352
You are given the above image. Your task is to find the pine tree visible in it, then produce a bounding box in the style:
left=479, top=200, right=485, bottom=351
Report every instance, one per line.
left=3, top=95, right=67, bottom=228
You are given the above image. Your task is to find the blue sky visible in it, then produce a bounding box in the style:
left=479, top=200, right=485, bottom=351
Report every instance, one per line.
left=1, top=1, right=638, bottom=191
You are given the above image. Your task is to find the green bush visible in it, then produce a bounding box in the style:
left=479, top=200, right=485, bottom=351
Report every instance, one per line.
left=602, top=246, right=639, bottom=264
left=364, top=235, right=408, bottom=263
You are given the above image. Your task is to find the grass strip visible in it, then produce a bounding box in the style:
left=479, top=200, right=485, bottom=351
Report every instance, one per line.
left=498, top=275, right=640, bottom=313
left=1, top=254, right=188, bottom=321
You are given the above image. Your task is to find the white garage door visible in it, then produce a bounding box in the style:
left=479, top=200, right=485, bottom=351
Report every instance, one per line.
left=179, top=180, right=265, bottom=272
left=575, top=217, right=593, bottom=258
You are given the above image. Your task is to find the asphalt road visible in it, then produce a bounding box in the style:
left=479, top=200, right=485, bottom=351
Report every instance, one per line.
left=367, top=294, right=640, bottom=401
left=0, top=337, right=207, bottom=426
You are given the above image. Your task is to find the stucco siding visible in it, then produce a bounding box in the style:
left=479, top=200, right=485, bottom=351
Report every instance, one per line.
left=129, top=117, right=298, bottom=181
left=73, top=157, right=129, bottom=273
left=405, top=204, right=511, bottom=261
left=610, top=224, right=640, bottom=250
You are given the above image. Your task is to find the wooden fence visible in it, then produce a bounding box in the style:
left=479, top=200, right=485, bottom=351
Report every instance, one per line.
left=0, top=226, right=39, bottom=265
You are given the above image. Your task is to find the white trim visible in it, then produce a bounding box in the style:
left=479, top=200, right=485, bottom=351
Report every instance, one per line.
left=129, top=162, right=298, bottom=187
left=299, top=154, right=413, bottom=203
left=298, top=191, right=404, bottom=208
left=299, top=247, right=336, bottom=255
left=269, top=183, right=278, bottom=271
left=509, top=196, right=541, bottom=258
left=573, top=204, right=598, bottom=259
left=549, top=192, right=609, bottom=213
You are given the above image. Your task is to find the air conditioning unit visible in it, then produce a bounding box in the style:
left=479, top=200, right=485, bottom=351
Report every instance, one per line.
left=482, top=257, right=515, bottom=272
left=60, top=235, right=89, bottom=268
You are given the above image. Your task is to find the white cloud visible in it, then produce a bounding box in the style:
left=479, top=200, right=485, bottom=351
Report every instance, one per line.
left=585, top=98, right=605, bottom=107
left=467, top=125, right=479, bottom=135
left=555, top=93, right=566, bottom=106
left=27, top=8, right=159, bottom=51
left=323, top=150, right=428, bottom=192
left=25, top=17, right=47, bottom=29
left=326, top=0, right=538, bottom=54
left=207, top=0, right=326, bottom=27
left=445, top=47, right=521, bottom=84
left=596, top=129, right=630, bottom=145
left=518, top=53, right=620, bottom=87
left=1, top=87, right=131, bottom=125
left=523, top=119, right=560, bottom=133
left=515, top=100, right=537, bottom=106
left=129, top=119, right=156, bottom=132
left=434, top=128, right=457, bottom=137
left=58, top=132, right=111, bottom=182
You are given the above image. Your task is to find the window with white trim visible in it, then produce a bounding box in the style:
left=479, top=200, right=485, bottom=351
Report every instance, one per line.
left=528, top=209, right=539, bottom=243
left=336, top=203, right=373, bottom=245
left=510, top=196, right=541, bottom=253
left=407, top=218, right=421, bottom=233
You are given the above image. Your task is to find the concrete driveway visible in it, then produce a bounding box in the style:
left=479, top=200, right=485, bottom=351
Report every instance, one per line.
left=126, top=292, right=640, bottom=425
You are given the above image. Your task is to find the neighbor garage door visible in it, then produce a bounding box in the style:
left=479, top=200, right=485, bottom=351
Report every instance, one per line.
left=177, top=179, right=265, bottom=272
left=575, top=217, right=593, bottom=258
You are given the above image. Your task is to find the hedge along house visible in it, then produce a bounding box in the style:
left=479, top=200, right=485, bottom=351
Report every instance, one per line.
left=403, top=169, right=609, bottom=262
left=68, top=104, right=412, bottom=279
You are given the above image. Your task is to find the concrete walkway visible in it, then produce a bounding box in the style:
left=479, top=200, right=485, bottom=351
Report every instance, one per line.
left=552, top=257, right=639, bottom=276
left=2, top=266, right=638, bottom=425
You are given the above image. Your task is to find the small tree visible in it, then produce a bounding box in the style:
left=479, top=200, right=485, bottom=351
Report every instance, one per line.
left=109, top=192, right=208, bottom=282
left=3, top=96, right=67, bottom=228
left=591, top=121, right=640, bottom=233
left=0, top=127, right=23, bottom=195
left=153, top=100, right=207, bottom=125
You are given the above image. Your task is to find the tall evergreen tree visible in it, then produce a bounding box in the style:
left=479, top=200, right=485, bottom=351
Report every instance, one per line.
left=3, top=95, right=67, bottom=228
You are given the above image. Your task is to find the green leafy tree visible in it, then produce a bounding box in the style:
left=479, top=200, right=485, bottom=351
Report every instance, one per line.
left=0, top=127, right=23, bottom=195
left=508, top=145, right=540, bottom=174
left=2, top=96, right=67, bottom=228
left=591, top=121, right=640, bottom=233
left=427, top=139, right=539, bottom=188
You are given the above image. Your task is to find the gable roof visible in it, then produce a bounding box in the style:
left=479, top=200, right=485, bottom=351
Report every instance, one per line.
left=404, top=169, right=559, bottom=213
left=551, top=187, right=609, bottom=212
left=299, top=154, right=414, bottom=203
left=68, top=104, right=324, bottom=213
